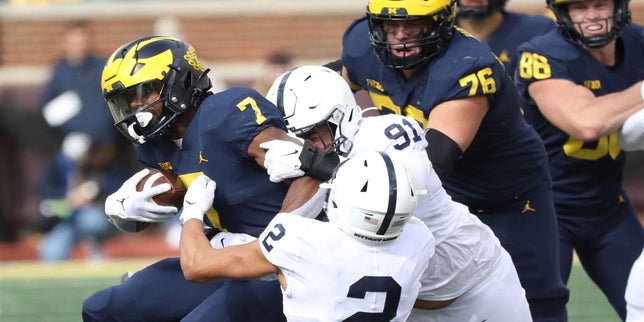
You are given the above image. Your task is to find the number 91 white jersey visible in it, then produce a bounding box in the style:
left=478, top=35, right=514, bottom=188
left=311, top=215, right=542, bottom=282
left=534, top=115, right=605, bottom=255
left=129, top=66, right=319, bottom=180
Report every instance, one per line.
left=348, top=114, right=504, bottom=300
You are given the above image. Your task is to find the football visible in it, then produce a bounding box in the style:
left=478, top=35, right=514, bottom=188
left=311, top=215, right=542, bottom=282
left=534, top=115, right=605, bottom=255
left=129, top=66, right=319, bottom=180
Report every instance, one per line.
left=136, top=168, right=187, bottom=208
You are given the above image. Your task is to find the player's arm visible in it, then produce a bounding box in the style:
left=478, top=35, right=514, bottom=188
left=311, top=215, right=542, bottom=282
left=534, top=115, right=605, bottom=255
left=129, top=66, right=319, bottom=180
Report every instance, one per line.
left=528, top=78, right=644, bottom=141
left=181, top=221, right=278, bottom=283
left=179, top=175, right=280, bottom=283
left=424, top=95, right=487, bottom=177
left=247, top=126, right=328, bottom=213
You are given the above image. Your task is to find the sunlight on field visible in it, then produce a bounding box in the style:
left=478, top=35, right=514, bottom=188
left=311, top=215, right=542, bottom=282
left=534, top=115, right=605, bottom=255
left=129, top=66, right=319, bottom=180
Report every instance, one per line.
left=0, top=258, right=163, bottom=280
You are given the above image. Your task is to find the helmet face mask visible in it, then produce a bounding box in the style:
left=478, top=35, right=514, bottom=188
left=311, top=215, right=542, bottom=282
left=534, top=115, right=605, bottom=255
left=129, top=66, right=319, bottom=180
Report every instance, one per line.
left=325, top=151, right=418, bottom=242
left=101, top=36, right=212, bottom=144
left=367, top=0, right=457, bottom=70
left=457, top=0, right=508, bottom=20
left=266, top=65, right=362, bottom=156
left=548, top=0, right=631, bottom=48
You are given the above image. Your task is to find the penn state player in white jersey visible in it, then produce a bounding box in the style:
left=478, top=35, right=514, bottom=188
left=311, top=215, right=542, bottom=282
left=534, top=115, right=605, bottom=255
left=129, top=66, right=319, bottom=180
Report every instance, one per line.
left=179, top=151, right=435, bottom=322
left=258, top=65, right=532, bottom=321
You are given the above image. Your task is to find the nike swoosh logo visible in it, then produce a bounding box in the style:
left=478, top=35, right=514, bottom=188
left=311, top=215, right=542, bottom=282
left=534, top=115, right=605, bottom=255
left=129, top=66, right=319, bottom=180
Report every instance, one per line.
left=285, top=150, right=299, bottom=156
left=220, top=238, right=226, bottom=248
left=185, top=200, right=196, bottom=205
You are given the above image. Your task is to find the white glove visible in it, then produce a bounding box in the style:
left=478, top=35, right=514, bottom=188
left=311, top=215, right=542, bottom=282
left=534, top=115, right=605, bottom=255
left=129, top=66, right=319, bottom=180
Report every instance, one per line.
left=105, top=169, right=178, bottom=223
left=618, top=108, right=644, bottom=151
left=209, top=231, right=257, bottom=249
left=209, top=231, right=277, bottom=281
left=260, top=139, right=306, bottom=183
left=180, top=174, right=216, bottom=225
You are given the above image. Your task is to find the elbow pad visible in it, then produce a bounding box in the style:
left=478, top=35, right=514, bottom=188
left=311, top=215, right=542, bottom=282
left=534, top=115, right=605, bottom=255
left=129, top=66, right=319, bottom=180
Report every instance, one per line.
left=299, top=140, right=341, bottom=182
left=425, top=129, right=463, bottom=178
left=618, top=109, right=644, bottom=151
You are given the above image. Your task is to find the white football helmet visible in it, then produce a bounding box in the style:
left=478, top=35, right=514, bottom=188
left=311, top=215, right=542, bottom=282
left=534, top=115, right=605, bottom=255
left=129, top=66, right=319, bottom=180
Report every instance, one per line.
left=266, top=65, right=362, bottom=156
left=325, top=151, right=418, bottom=241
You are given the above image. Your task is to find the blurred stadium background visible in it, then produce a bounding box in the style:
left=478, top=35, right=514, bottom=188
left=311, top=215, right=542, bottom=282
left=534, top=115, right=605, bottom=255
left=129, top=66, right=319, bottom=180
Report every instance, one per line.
left=0, top=1, right=642, bottom=321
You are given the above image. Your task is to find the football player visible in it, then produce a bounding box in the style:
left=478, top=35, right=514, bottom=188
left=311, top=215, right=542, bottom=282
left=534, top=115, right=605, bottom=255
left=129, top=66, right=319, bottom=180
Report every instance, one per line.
left=339, top=0, right=569, bottom=321
left=260, top=65, right=532, bottom=321
left=456, top=0, right=556, bottom=78
left=515, top=0, right=644, bottom=319
left=179, top=151, right=436, bottom=322
left=81, top=36, right=322, bottom=322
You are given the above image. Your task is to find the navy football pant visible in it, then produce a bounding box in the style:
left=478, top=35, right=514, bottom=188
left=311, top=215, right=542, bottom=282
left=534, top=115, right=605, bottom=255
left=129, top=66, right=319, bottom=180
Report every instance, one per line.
left=82, top=257, right=285, bottom=322
left=558, top=196, right=644, bottom=321
left=475, top=188, right=570, bottom=322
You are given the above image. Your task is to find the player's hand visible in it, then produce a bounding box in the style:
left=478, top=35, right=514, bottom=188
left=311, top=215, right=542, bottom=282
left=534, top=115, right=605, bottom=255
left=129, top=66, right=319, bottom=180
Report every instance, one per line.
left=180, top=174, right=216, bottom=225
left=209, top=231, right=257, bottom=249
left=105, top=169, right=178, bottom=223
left=260, top=139, right=306, bottom=183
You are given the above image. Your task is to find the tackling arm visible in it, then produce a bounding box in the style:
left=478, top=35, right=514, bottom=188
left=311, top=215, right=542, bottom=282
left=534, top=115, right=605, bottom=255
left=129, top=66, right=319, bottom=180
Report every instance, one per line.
left=248, top=127, right=331, bottom=215
left=179, top=175, right=280, bottom=283
left=180, top=220, right=278, bottom=283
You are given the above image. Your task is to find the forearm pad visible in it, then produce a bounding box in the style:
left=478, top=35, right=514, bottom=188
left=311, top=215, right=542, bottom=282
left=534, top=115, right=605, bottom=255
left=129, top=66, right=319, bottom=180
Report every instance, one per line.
left=298, top=140, right=340, bottom=182
left=323, top=59, right=343, bottom=74
left=425, top=129, right=463, bottom=178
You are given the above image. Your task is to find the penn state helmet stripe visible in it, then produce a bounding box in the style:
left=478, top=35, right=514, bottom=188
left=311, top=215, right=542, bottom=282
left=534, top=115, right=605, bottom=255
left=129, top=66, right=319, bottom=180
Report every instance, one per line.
left=376, top=151, right=397, bottom=236
left=275, top=69, right=294, bottom=117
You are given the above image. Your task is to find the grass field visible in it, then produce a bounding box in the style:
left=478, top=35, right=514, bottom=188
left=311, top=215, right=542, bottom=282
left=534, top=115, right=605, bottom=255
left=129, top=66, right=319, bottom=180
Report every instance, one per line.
left=0, top=258, right=621, bottom=322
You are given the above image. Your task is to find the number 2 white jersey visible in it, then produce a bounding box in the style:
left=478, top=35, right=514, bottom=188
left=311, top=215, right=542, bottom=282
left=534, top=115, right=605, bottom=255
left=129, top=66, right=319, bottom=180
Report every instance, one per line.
left=259, top=213, right=435, bottom=322
left=348, top=114, right=505, bottom=300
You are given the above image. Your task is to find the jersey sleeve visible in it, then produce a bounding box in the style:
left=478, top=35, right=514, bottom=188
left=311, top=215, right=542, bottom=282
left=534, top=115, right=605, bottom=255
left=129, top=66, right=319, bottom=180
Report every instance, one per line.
left=199, top=87, right=287, bottom=158
left=258, top=213, right=304, bottom=273
left=515, top=33, right=579, bottom=89
left=341, top=17, right=376, bottom=87
left=426, top=32, right=507, bottom=103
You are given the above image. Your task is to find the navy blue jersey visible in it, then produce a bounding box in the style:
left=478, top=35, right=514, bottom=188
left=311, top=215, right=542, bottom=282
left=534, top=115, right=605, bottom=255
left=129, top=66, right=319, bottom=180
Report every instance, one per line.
left=342, top=17, right=551, bottom=210
left=485, top=11, right=556, bottom=77
left=136, top=87, right=289, bottom=236
left=515, top=25, right=644, bottom=214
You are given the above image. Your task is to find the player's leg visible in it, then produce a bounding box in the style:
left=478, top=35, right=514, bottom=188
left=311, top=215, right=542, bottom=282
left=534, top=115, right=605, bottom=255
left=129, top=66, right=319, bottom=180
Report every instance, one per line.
left=181, top=278, right=285, bottom=322
left=556, top=217, right=576, bottom=285
left=476, top=189, right=569, bottom=322
left=576, top=202, right=644, bottom=320
left=407, top=250, right=532, bottom=322
left=82, top=257, right=224, bottom=322
left=626, top=248, right=644, bottom=322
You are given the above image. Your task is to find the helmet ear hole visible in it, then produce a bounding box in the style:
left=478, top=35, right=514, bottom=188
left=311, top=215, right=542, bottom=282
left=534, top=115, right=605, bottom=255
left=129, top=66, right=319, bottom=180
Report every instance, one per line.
left=183, top=71, right=193, bottom=89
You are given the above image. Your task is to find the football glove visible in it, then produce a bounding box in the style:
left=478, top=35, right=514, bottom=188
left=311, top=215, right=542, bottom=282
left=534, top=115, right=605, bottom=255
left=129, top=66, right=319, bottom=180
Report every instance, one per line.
left=209, top=231, right=257, bottom=249
left=260, top=139, right=306, bottom=183
left=208, top=231, right=277, bottom=281
left=105, top=169, right=178, bottom=223
left=180, top=174, right=216, bottom=225
left=618, top=108, right=644, bottom=151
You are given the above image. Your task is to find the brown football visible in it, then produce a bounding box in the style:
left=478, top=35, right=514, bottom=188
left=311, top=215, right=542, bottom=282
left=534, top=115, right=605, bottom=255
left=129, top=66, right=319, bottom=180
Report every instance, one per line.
left=136, top=168, right=187, bottom=208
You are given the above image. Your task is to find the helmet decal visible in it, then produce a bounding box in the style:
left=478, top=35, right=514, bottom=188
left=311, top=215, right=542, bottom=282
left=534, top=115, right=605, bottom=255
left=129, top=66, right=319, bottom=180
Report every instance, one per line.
left=101, top=36, right=212, bottom=144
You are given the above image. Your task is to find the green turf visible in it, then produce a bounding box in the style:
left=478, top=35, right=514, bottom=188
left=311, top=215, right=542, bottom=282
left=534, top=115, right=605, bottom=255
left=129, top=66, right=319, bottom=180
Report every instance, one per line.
left=0, top=262, right=622, bottom=322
